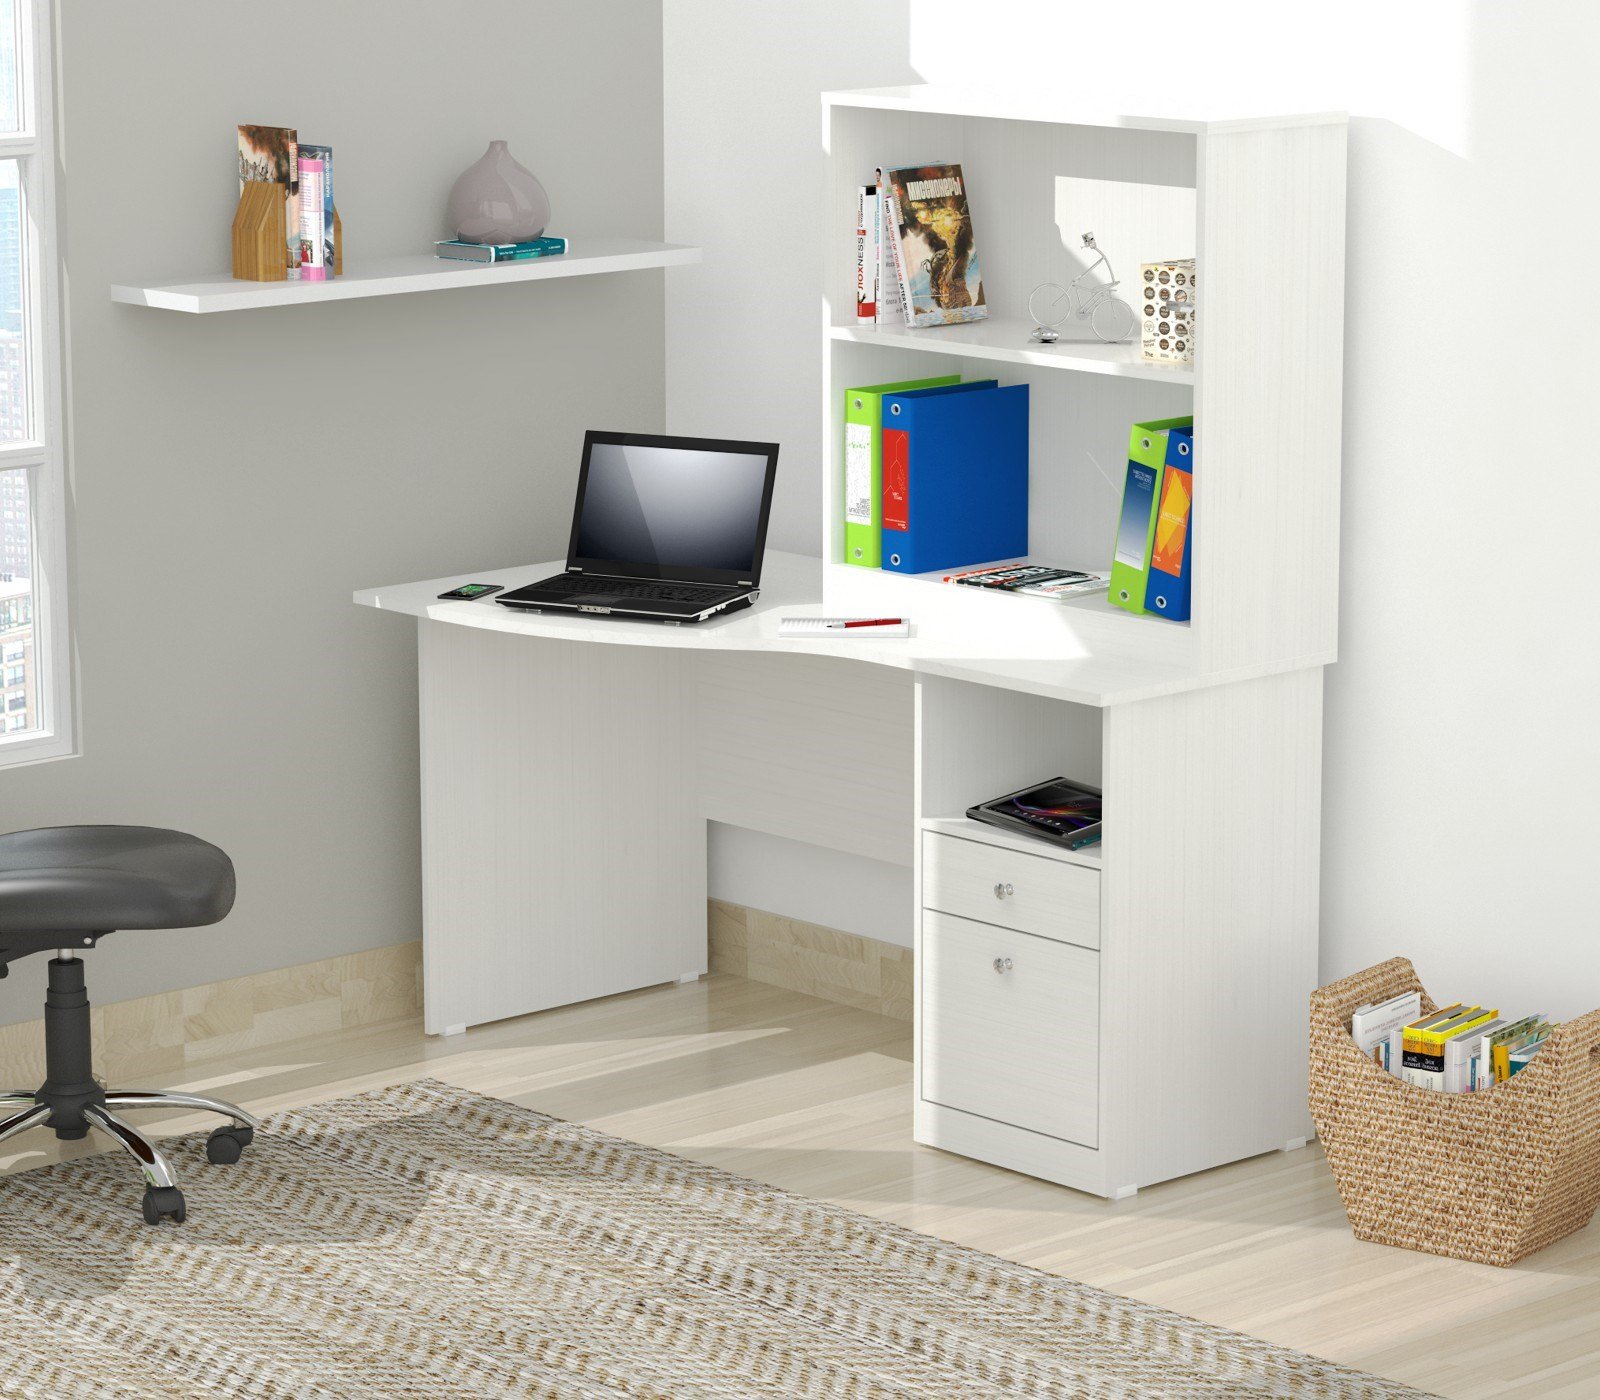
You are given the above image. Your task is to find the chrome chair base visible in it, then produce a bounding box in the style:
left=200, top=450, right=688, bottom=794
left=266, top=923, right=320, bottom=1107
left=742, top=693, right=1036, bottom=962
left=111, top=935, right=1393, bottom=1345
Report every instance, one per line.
left=0, top=1087, right=259, bottom=1224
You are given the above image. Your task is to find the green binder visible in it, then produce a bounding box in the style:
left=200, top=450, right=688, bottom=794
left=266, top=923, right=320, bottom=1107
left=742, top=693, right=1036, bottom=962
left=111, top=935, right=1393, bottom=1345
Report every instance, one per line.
left=842, top=375, right=959, bottom=566
left=1109, top=415, right=1193, bottom=614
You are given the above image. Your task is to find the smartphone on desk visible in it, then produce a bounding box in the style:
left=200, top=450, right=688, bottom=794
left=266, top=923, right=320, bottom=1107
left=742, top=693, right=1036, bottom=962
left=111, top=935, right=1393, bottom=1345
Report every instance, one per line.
left=437, top=583, right=503, bottom=601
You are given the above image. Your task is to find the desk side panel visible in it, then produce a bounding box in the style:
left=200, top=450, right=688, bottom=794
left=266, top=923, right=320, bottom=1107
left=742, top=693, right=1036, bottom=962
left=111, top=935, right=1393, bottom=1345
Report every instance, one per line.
left=418, top=621, right=703, bottom=1033
left=1099, top=666, right=1322, bottom=1188
left=1194, top=121, right=1346, bottom=673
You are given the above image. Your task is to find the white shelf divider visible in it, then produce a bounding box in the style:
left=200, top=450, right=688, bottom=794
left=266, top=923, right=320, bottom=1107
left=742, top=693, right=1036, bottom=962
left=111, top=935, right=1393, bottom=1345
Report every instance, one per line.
left=829, top=316, right=1194, bottom=383
left=111, top=237, right=701, bottom=314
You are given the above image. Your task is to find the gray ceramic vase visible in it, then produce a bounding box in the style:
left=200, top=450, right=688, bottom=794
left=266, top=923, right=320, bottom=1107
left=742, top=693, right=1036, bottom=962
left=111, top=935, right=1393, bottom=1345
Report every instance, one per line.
left=447, top=140, right=551, bottom=244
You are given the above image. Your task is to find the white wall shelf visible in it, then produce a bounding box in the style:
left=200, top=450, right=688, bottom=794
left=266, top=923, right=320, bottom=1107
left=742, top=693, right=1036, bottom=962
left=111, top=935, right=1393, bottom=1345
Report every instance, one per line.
left=110, top=237, right=701, bottom=314
left=828, top=316, right=1193, bottom=383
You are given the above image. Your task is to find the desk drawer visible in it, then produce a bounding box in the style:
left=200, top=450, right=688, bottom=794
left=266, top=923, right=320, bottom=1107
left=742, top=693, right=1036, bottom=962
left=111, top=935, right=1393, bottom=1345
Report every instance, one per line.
left=923, top=832, right=1099, bottom=949
left=921, top=911, right=1099, bottom=1147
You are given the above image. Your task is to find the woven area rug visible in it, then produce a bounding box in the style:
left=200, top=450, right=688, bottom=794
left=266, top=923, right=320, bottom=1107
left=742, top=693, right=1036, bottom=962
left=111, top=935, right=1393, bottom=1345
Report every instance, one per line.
left=0, top=1078, right=1431, bottom=1399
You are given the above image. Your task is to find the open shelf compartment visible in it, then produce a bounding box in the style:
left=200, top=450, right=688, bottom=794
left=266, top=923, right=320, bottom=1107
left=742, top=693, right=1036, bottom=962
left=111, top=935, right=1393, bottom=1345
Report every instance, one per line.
left=822, top=98, right=1198, bottom=665
left=821, top=88, right=1345, bottom=684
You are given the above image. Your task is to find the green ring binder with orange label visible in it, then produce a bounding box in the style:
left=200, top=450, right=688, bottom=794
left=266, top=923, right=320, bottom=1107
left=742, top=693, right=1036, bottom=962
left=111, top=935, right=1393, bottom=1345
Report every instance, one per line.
left=842, top=376, right=960, bottom=567
left=1109, top=415, right=1193, bottom=615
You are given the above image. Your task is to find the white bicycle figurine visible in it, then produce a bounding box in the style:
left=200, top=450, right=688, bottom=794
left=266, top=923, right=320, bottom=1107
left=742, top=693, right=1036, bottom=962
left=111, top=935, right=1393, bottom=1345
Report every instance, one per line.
left=1028, top=233, right=1136, bottom=344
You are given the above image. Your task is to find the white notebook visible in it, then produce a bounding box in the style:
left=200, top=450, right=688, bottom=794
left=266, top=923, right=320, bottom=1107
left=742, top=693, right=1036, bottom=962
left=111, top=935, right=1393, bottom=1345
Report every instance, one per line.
left=778, top=617, right=911, bottom=638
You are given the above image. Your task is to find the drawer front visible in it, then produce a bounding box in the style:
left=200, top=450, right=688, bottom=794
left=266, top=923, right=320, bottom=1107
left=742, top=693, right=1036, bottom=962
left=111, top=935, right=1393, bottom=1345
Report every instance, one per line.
left=921, top=911, right=1099, bottom=1147
left=923, top=832, right=1100, bottom=949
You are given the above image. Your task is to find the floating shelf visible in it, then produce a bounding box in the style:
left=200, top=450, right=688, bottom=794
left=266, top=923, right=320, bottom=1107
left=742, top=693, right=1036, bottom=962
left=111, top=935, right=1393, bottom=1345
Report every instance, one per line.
left=110, top=237, right=701, bottom=314
left=829, top=315, right=1193, bottom=383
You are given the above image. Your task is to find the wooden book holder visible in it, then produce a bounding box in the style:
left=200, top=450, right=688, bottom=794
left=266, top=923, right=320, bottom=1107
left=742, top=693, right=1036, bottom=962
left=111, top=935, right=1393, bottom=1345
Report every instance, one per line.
left=232, top=186, right=344, bottom=282
left=232, top=181, right=286, bottom=282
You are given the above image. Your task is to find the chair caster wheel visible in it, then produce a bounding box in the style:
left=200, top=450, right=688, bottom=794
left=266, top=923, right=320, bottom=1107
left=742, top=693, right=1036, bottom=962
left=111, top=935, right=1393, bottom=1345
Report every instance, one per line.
left=142, top=1186, right=186, bottom=1225
left=205, top=1124, right=254, bottom=1165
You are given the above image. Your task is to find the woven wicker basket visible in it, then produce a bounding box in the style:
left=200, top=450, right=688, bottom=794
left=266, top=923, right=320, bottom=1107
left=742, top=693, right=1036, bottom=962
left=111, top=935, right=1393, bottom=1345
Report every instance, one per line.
left=1309, top=957, right=1600, bottom=1267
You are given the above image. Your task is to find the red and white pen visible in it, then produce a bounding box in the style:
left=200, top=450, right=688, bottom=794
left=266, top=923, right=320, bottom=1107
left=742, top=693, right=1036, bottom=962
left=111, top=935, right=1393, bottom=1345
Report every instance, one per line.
left=828, top=617, right=905, bottom=629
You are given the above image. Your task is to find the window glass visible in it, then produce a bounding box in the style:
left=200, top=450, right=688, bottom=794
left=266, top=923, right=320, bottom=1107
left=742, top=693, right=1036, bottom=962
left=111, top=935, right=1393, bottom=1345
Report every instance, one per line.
left=0, top=160, right=25, bottom=442
left=0, top=2, right=17, bottom=136
left=0, top=466, right=33, bottom=735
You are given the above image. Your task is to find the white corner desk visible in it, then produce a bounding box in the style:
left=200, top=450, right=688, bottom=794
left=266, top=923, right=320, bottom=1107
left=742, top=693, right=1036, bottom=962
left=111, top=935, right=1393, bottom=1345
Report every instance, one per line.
left=356, top=548, right=1325, bottom=1198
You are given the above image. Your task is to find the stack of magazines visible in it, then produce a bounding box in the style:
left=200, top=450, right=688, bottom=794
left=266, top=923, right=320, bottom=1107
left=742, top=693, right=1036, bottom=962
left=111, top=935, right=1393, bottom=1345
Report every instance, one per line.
left=944, top=564, right=1109, bottom=600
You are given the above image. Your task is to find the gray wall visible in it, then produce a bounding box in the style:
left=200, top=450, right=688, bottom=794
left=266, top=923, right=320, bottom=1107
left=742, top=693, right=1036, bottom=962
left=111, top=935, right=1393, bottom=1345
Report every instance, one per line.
left=0, top=1, right=666, bottom=1024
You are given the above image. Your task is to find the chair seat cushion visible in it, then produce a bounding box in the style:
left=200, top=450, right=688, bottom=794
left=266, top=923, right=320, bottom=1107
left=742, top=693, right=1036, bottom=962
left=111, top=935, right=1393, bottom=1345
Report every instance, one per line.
left=0, top=827, right=236, bottom=934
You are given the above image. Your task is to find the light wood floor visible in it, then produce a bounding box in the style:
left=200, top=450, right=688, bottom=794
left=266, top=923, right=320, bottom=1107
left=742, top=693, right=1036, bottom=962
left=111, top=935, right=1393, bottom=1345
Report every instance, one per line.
left=4, top=972, right=1596, bottom=1399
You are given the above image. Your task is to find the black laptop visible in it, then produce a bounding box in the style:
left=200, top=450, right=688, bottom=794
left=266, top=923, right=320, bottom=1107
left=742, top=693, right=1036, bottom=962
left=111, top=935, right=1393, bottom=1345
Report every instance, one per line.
left=497, top=430, right=780, bottom=623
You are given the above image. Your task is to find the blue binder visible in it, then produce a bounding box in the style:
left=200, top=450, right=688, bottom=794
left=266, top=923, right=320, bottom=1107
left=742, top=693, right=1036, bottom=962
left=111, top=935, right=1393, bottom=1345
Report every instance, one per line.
left=879, top=381, right=1027, bottom=574
left=1144, top=426, right=1194, bottom=622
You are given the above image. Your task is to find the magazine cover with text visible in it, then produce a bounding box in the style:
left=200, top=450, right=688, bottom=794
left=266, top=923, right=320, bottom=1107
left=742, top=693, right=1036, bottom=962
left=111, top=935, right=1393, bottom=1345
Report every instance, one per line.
left=885, top=164, right=987, bottom=327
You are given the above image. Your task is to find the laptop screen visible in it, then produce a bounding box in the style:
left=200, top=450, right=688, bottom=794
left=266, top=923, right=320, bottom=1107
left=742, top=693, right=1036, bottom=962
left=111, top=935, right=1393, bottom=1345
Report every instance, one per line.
left=569, top=432, right=778, bottom=584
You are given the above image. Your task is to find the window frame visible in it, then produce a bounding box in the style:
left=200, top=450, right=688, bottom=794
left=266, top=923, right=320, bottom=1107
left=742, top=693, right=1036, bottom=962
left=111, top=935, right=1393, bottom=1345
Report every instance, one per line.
left=0, top=0, right=73, bottom=769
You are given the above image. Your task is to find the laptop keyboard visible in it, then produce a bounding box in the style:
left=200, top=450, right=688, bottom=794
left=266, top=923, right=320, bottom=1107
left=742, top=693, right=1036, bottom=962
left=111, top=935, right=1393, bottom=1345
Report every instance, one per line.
left=532, top=574, right=735, bottom=605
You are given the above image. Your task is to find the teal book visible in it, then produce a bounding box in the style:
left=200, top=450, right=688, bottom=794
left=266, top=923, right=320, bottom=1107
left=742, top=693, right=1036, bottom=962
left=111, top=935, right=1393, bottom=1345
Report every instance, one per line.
left=435, top=237, right=570, bottom=263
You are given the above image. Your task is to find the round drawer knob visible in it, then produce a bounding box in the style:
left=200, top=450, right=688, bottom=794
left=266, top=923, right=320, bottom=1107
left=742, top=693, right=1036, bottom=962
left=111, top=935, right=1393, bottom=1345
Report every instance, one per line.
left=992, top=956, right=1013, bottom=974
left=993, top=882, right=1014, bottom=900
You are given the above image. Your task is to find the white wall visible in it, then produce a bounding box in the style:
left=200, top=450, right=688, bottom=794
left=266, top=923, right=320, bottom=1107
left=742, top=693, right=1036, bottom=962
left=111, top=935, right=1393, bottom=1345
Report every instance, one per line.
left=663, top=0, right=916, bottom=555
left=0, top=1, right=666, bottom=1025
left=666, top=0, right=1600, bottom=1016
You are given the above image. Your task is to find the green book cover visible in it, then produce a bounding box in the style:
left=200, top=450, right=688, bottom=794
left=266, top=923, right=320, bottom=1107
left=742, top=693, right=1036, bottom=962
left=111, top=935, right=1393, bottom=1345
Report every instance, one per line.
left=843, top=375, right=960, bottom=566
left=1109, top=416, right=1193, bottom=614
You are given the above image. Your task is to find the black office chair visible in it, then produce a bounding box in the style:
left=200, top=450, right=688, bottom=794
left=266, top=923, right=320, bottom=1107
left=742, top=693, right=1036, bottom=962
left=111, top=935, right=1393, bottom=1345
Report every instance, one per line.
left=0, top=826, right=259, bottom=1224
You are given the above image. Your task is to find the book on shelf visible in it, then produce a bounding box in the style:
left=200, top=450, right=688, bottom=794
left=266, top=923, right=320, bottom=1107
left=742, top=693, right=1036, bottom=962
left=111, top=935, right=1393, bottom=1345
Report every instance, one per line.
left=296, top=143, right=335, bottom=280
left=854, top=185, right=878, bottom=325
left=873, top=166, right=907, bottom=328
left=881, top=163, right=986, bottom=327
left=238, top=124, right=300, bottom=277
left=434, top=236, right=571, bottom=263
left=295, top=146, right=329, bottom=282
